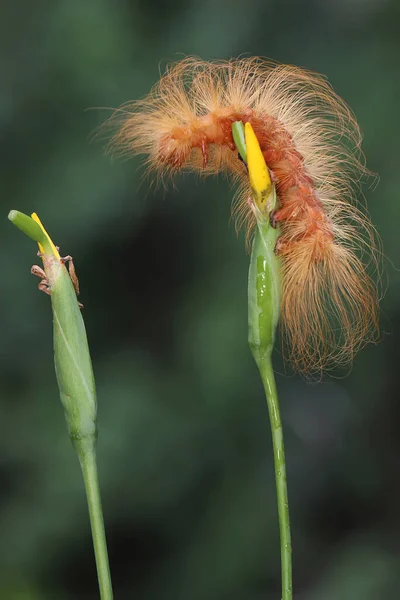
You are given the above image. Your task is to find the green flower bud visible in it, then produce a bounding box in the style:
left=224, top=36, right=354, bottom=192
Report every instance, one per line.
left=8, top=210, right=97, bottom=443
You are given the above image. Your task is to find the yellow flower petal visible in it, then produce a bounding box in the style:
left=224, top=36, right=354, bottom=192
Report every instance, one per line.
left=245, top=122, right=272, bottom=212
left=31, top=213, right=61, bottom=259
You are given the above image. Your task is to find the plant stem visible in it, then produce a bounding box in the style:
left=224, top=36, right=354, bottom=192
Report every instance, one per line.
left=247, top=215, right=292, bottom=599
left=9, top=210, right=114, bottom=599
left=258, top=357, right=292, bottom=600
left=232, top=121, right=292, bottom=599
left=75, top=440, right=114, bottom=600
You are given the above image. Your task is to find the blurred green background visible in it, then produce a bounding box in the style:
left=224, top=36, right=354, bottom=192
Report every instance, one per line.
left=1, top=0, right=400, bottom=598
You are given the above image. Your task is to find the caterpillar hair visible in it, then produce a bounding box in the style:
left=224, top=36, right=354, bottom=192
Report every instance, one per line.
left=105, top=57, right=381, bottom=373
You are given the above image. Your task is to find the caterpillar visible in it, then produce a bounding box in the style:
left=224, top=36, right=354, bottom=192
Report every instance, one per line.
left=106, top=57, right=381, bottom=373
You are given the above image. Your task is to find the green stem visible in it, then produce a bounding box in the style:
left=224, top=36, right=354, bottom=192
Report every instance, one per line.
left=258, top=357, right=292, bottom=600
left=75, top=440, right=113, bottom=600
left=9, top=210, right=114, bottom=599
left=247, top=211, right=292, bottom=599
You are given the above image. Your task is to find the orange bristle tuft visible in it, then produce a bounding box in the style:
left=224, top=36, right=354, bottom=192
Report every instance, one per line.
left=105, top=57, right=382, bottom=373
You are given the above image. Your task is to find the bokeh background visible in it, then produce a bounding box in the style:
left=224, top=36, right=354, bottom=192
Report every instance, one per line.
left=1, top=0, right=400, bottom=598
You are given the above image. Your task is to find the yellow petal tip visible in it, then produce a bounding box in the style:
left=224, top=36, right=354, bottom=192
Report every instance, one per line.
left=31, top=213, right=60, bottom=259
left=245, top=122, right=272, bottom=211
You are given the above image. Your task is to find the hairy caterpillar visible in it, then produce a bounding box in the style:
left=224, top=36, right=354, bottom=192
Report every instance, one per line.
left=106, top=57, right=381, bottom=372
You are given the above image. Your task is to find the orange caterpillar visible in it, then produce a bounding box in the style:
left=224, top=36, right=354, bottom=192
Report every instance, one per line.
left=106, top=57, right=381, bottom=372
